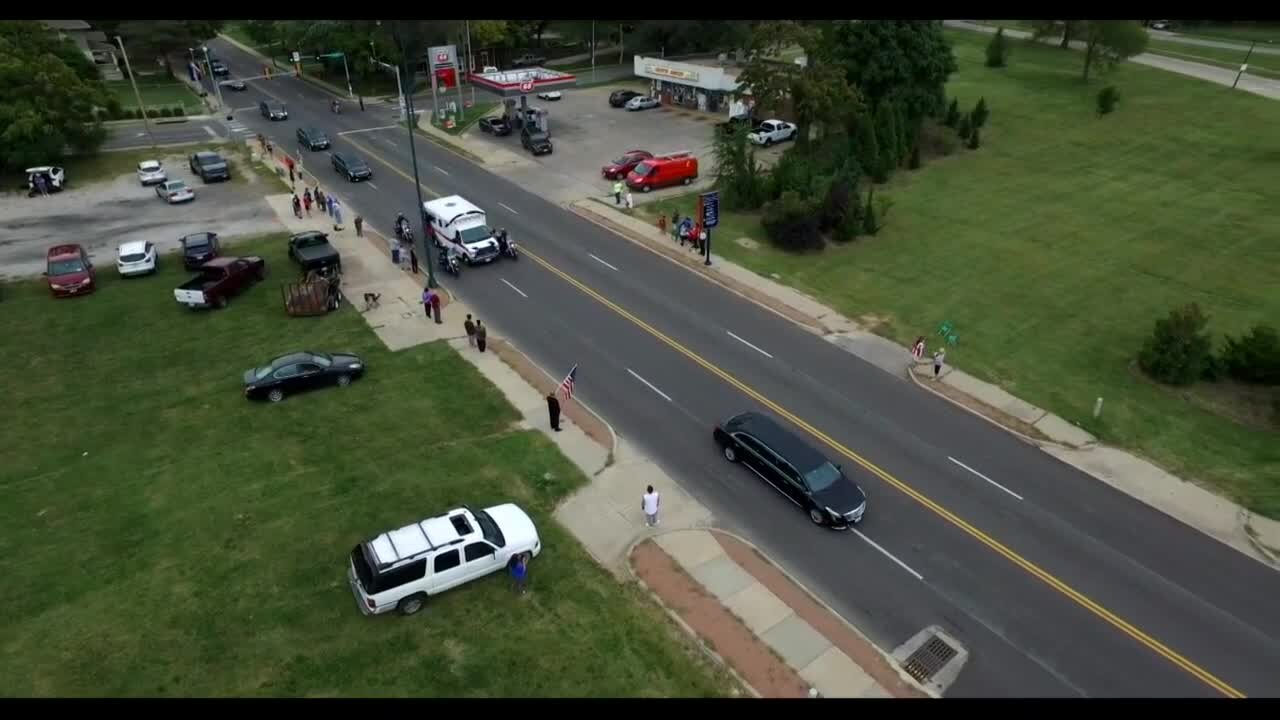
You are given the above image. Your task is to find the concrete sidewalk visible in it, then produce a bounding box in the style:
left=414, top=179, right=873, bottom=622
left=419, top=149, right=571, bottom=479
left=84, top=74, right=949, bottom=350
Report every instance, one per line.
left=570, top=197, right=1280, bottom=568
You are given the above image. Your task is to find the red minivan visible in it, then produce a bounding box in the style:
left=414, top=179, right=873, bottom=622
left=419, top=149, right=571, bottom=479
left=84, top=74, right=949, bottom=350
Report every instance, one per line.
left=46, top=244, right=96, bottom=297
left=626, top=152, right=698, bottom=193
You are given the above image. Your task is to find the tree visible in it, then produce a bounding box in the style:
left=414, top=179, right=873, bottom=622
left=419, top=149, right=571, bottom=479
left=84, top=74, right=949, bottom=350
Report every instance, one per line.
left=873, top=100, right=901, bottom=173
left=0, top=22, right=111, bottom=171
left=1081, top=21, right=1149, bottom=81
left=957, top=112, right=972, bottom=140
left=854, top=113, right=881, bottom=180
left=862, top=186, right=879, bottom=235
left=985, top=27, right=1011, bottom=67
left=908, top=142, right=922, bottom=169
left=91, top=20, right=224, bottom=77
left=971, top=97, right=989, bottom=129
left=1097, top=85, right=1119, bottom=115
left=761, top=191, right=823, bottom=252
left=823, top=21, right=957, bottom=130
left=1220, top=325, right=1280, bottom=385
left=968, top=126, right=981, bottom=149
left=944, top=97, right=960, bottom=128
left=893, top=100, right=912, bottom=164
left=712, top=119, right=766, bottom=210
left=1031, top=20, right=1082, bottom=50
left=1137, top=303, right=1214, bottom=386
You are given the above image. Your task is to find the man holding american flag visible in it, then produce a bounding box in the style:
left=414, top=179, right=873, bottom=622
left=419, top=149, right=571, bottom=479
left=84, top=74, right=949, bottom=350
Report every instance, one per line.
left=547, top=364, right=577, bottom=432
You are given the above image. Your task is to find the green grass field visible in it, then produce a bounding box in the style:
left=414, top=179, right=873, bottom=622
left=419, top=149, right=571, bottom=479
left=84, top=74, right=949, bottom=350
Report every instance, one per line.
left=1144, top=39, right=1280, bottom=80
left=637, top=29, right=1280, bottom=517
left=108, top=78, right=204, bottom=114
left=1166, top=23, right=1280, bottom=45
left=0, top=234, right=731, bottom=696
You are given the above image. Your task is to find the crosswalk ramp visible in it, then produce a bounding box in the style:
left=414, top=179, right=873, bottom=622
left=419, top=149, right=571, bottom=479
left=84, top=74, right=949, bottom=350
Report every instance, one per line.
left=225, top=119, right=254, bottom=138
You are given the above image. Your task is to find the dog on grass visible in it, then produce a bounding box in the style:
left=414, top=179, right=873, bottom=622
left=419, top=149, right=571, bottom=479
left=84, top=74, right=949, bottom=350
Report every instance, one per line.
left=362, top=292, right=381, bottom=311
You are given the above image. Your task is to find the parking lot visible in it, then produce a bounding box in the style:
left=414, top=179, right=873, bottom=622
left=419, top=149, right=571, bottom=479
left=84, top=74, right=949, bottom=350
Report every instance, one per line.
left=465, top=83, right=724, bottom=205
left=0, top=151, right=282, bottom=278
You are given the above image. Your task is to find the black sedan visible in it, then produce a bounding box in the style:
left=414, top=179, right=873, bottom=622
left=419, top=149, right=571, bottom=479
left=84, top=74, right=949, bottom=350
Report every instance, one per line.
left=478, top=116, right=512, bottom=136
left=220, top=79, right=248, bottom=91
left=332, top=152, right=372, bottom=182
left=297, top=126, right=331, bottom=150
left=243, top=351, right=366, bottom=403
left=609, top=89, right=641, bottom=108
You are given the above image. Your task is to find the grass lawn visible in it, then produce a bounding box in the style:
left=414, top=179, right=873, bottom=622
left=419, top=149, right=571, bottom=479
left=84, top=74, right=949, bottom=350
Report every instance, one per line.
left=0, top=234, right=733, bottom=697
left=1167, top=23, right=1280, bottom=45
left=636, top=29, right=1280, bottom=517
left=108, top=78, right=204, bottom=114
left=436, top=101, right=500, bottom=135
left=4, top=149, right=192, bottom=193
left=1144, top=39, right=1280, bottom=81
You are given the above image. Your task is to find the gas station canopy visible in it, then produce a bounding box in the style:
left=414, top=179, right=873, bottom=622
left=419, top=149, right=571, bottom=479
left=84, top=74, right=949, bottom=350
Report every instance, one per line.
left=471, top=68, right=578, bottom=97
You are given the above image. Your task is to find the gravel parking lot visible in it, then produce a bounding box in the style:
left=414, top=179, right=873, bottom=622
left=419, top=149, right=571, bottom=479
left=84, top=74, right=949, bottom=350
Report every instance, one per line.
left=0, top=152, right=282, bottom=278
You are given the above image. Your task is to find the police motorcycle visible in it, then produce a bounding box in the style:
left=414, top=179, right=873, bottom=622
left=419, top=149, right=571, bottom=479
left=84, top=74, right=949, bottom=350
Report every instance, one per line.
left=438, top=246, right=463, bottom=277
left=496, top=228, right=519, bottom=260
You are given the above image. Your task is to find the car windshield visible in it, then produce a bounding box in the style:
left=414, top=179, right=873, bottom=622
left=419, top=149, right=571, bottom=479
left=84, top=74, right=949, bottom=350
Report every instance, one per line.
left=48, top=258, right=85, bottom=275
left=198, top=154, right=223, bottom=164
left=633, top=162, right=654, bottom=177
left=458, top=225, right=491, bottom=244
left=804, top=462, right=842, bottom=493
left=119, top=252, right=147, bottom=263
left=475, top=510, right=506, bottom=548
left=167, top=181, right=187, bottom=191
left=296, top=235, right=325, bottom=247
left=252, top=365, right=273, bottom=381
left=529, top=132, right=548, bottom=142
left=310, top=353, right=333, bottom=368
left=612, top=155, right=636, bottom=165
left=139, top=162, right=160, bottom=172
left=185, top=237, right=210, bottom=252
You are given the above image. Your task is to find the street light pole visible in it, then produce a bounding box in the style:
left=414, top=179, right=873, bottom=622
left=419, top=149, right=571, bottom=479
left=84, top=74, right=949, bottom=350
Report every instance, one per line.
left=114, top=35, right=156, bottom=149
left=394, top=22, right=437, bottom=289
left=591, top=21, right=596, bottom=82
left=466, top=20, right=475, bottom=106
left=1232, top=41, right=1257, bottom=89
left=342, top=53, right=354, bottom=99
left=202, top=46, right=225, bottom=111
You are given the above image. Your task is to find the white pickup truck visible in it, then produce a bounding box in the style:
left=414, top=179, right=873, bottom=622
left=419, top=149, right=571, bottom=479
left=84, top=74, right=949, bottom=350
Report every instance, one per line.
left=748, top=119, right=798, bottom=146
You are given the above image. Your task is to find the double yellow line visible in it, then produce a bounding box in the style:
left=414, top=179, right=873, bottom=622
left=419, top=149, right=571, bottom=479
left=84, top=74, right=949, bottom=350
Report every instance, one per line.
left=520, top=249, right=1246, bottom=699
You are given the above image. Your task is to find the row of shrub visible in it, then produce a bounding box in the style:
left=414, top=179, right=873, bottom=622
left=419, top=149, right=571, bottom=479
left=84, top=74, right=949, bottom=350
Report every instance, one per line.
left=1138, top=303, right=1280, bottom=389
left=97, top=105, right=190, bottom=121
left=943, top=97, right=989, bottom=150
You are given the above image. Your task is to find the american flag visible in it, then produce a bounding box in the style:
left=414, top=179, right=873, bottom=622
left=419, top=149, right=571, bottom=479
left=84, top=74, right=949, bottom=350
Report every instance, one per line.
left=558, top=364, right=578, bottom=402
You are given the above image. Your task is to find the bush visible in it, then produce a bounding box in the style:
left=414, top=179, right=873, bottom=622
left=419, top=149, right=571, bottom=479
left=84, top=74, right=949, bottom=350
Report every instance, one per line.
left=874, top=102, right=901, bottom=174
left=818, top=172, right=859, bottom=238
left=855, top=116, right=881, bottom=178
left=986, top=27, right=1011, bottom=68
left=971, top=97, right=989, bottom=129
left=908, top=143, right=922, bottom=169
left=1137, top=303, right=1214, bottom=386
left=944, top=98, right=960, bottom=128
left=1097, top=86, right=1119, bottom=116
left=172, top=106, right=185, bottom=117
left=761, top=191, right=822, bottom=252
left=957, top=112, right=972, bottom=140
left=128, top=108, right=141, bottom=119
left=968, top=126, right=981, bottom=150
left=862, top=187, right=879, bottom=235
left=1220, top=324, right=1280, bottom=385
left=919, top=120, right=960, bottom=157
left=158, top=107, right=173, bottom=118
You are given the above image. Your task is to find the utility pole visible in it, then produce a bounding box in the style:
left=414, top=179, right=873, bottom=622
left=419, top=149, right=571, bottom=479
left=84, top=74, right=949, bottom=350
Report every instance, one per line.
left=114, top=36, right=155, bottom=148
left=342, top=53, right=354, bottom=99
left=466, top=20, right=475, bottom=106
left=619, top=24, right=624, bottom=65
left=202, top=46, right=225, bottom=112
left=1233, top=41, right=1257, bottom=89
left=591, top=21, right=596, bottom=82
left=394, top=22, right=437, bottom=289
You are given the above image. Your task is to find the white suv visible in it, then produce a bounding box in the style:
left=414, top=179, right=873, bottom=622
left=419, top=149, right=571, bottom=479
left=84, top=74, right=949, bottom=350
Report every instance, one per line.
left=348, top=504, right=542, bottom=616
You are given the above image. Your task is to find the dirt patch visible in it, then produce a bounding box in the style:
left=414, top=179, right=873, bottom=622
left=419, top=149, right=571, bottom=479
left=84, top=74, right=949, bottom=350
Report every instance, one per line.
left=631, top=539, right=810, bottom=698
left=489, top=338, right=613, bottom=453
left=734, top=237, right=760, bottom=250
left=713, top=532, right=929, bottom=698
left=910, top=366, right=1053, bottom=442
left=858, top=313, right=894, bottom=336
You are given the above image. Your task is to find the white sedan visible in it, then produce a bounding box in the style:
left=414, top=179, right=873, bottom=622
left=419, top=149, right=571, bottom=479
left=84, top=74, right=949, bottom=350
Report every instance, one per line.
left=137, top=160, right=167, bottom=186
left=536, top=90, right=562, bottom=101
left=116, top=240, right=157, bottom=276
left=625, top=96, right=660, bottom=111
left=156, top=180, right=195, bottom=204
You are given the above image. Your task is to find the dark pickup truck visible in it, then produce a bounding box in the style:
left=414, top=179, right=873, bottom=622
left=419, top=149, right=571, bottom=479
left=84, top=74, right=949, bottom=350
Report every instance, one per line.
left=288, top=231, right=342, bottom=273
left=173, top=256, right=266, bottom=309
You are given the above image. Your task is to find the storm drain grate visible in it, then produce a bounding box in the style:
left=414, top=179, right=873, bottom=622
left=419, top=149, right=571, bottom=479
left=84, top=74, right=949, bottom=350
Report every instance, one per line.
left=902, top=635, right=959, bottom=684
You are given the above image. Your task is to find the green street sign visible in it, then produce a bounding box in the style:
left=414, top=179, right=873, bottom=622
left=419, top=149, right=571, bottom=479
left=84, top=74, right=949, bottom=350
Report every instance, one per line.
left=318, top=52, right=345, bottom=59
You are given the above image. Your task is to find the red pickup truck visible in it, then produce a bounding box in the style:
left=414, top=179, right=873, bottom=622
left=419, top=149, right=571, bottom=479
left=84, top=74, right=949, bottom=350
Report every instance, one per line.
left=173, top=256, right=266, bottom=309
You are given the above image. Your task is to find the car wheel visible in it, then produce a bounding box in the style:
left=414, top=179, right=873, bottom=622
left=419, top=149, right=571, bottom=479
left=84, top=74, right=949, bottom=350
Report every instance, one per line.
left=764, top=137, right=773, bottom=147
left=641, top=185, right=652, bottom=193
left=398, top=594, right=427, bottom=616
left=336, top=374, right=351, bottom=387
left=722, top=445, right=738, bottom=463
left=808, top=508, right=826, bottom=525
left=349, top=173, right=355, bottom=182
left=267, top=388, right=284, bottom=403
left=682, top=177, right=693, bottom=185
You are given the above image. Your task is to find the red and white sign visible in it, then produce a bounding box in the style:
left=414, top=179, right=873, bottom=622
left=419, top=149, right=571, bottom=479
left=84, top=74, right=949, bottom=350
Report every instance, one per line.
left=519, top=80, right=534, bottom=93
left=436, top=52, right=449, bottom=63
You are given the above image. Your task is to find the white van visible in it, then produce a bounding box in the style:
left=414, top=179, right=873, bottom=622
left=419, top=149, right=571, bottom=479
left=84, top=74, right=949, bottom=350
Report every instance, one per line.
left=348, top=503, right=542, bottom=616
left=422, top=195, right=501, bottom=265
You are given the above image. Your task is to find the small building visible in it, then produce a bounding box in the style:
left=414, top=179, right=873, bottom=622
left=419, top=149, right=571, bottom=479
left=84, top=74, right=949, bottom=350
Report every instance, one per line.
left=632, top=55, right=752, bottom=117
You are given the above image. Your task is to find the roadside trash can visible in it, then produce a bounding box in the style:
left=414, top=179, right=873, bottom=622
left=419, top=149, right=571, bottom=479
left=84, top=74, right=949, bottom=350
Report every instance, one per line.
left=391, top=245, right=401, bottom=265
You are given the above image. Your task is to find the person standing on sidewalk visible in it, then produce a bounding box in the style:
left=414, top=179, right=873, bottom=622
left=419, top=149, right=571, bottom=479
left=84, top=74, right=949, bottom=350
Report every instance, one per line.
left=475, top=320, right=487, bottom=352
left=613, top=180, right=623, bottom=205
left=933, top=349, right=946, bottom=379
left=429, top=291, right=442, bottom=324
left=326, top=194, right=335, bottom=219
left=642, top=485, right=661, bottom=527
left=625, top=190, right=634, bottom=210
left=291, top=193, right=302, bottom=218
left=409, top=245, right=419, bottom=274
left=546, top=393, right=562, bottom=432
left=302, top=189, right=313, bottom=216
left=358, top=95, right=365, bottom=111
left=464, top=314, right=477, bottom=347
left=422, top=287, right=435, bottom=320
left=332, top=199, right=344, bottom=231
left=354, top=214, right=364, bottom=237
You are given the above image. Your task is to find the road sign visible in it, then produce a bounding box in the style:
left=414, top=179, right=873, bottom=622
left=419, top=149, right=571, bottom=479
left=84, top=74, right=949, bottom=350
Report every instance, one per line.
left=519, top=80, right=534, bottom=93
left=291, top=51, right=301, bottom=64
left=700, top=191, right=720, bottom=229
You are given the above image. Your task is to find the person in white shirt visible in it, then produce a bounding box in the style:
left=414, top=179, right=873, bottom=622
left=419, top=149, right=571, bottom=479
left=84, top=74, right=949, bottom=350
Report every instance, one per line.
left=642, top=485, right=661, bottom=527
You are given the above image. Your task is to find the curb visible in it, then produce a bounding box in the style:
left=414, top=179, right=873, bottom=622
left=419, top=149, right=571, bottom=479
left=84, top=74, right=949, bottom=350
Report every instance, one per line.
left=1240, top=509, right=1280, bottom=567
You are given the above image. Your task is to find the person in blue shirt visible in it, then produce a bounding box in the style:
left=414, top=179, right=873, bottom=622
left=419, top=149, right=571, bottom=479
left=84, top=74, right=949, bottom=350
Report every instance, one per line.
left=510, top=554, right=529, bottom=595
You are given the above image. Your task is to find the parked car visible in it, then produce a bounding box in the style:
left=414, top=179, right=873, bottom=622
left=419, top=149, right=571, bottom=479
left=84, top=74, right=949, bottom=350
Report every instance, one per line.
left=156, top=179, right=195, bottom=203
left=27, top=166, right=66, bottom=193
left=748, top=119, right=798, bottom=147
left=626, top=152, right=698, bottom=193
left=602, top=150, right=653, bottom=180
left=136, top=160, right=167, bottom=186
left=173, top=256, right=265, bottom=310
left=717, top=112, right=759, bottom=136
left=625, top=96, right=660, bottom=112
left=521, top=126, right=553, bottom=156
left=259, top=99, right=288, bottom=120
left=348, top=504, right=541, bottom=616
left=116, top=241, right=157, bottom=277
left=288, top=231, right=342, bottom=273
left=45, top=244, right=96, bottom=297
left=536, top=90, right=562, bottom=101
left=478, top=116, right=512, bottom=136
left=296, top=126, right=330, bottom=151
left=713, top=411, right=867, bottom=528
left=189, top=151, right=231, bottom=182
left=220, top=79, right=247, bottom=91
left=481, top=65, right=499, bottom=74
left=510, top=53, right=547, bottom=68
left=243, top=350, right=365, bottom=403
left=608, top=89, right=641, bottom=108
left=332, top=152, right=372, bottom=182
left=209, top=59, right=230, bottom=77
left=180, top=232, right=221, bottom=270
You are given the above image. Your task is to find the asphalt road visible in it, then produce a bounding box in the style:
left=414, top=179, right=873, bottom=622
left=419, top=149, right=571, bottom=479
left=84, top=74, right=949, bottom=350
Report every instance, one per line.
left=1151, top=29, right=1280, bottom=56
left=102, top=119, right=227, bottom=151
left=208, top=38, right=1280, bottom=697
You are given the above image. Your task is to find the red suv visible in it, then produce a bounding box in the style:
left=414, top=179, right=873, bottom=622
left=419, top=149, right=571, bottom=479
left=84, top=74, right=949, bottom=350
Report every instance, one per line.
left=602, top=150, right=653, bottom=180
left=46, top=244, right=97, bottom=297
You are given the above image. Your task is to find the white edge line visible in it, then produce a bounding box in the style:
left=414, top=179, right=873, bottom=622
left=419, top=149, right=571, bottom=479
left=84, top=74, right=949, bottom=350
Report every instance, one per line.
left=626, top=368, right=673, bottom=403
left=851, top=528, right=924, bottom=581
left=588, top=253, right=619, bottom=271
left=500, top=278, right=528, bottom=298
left=203, top=126, right=217, bottom=138
left=726, top=330, right=774, bottom=359
left=367, top=182, right=379, bottom=191
left=434, top=166, right=450, bottom=175
left=948, top=456, right=1024, bottom=501
left=498, top=202, right=519, bottom=215
left=337, top=124, right=402, bottom=136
